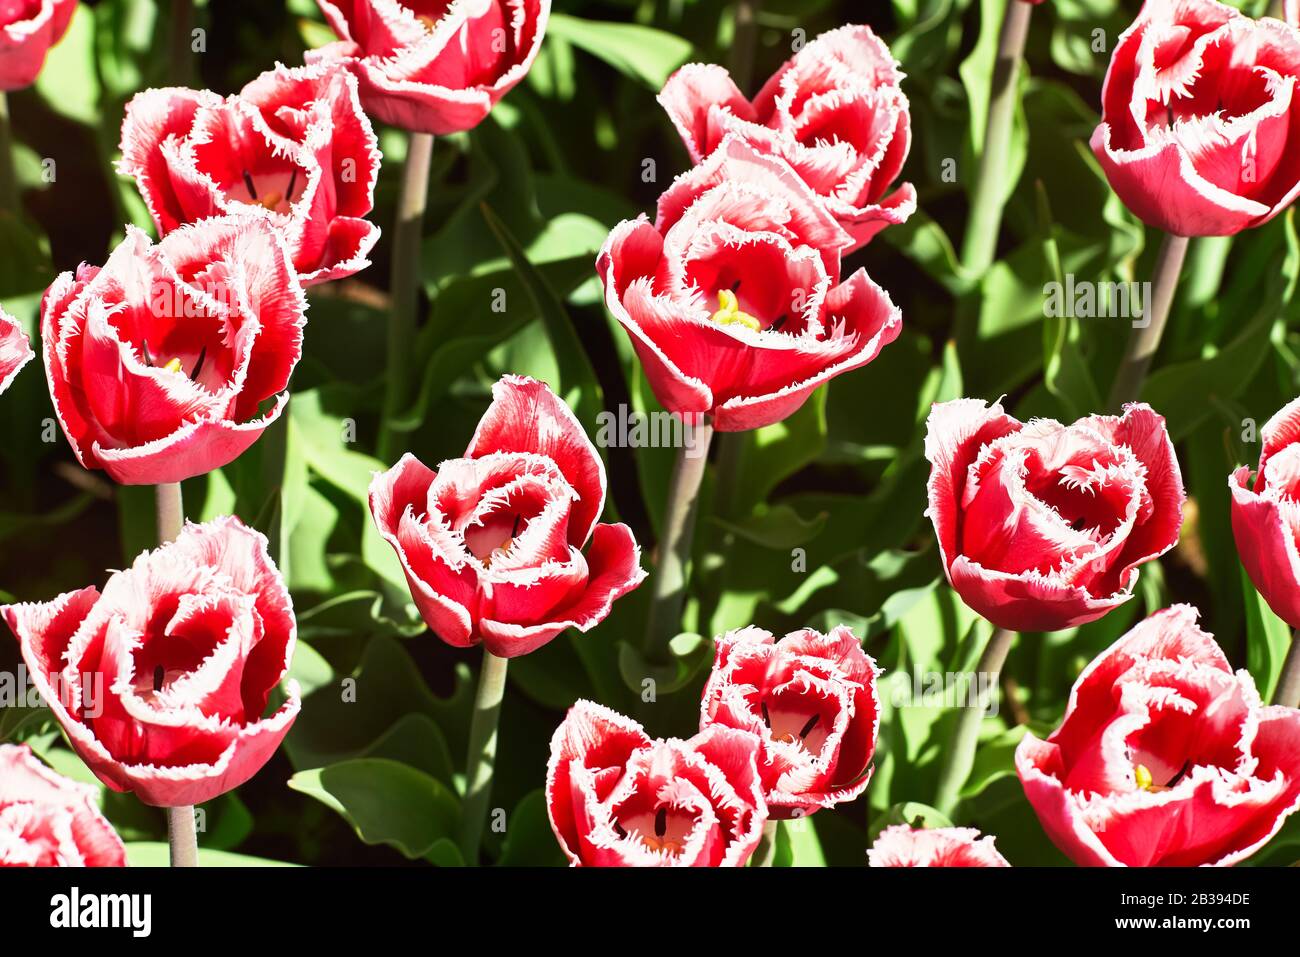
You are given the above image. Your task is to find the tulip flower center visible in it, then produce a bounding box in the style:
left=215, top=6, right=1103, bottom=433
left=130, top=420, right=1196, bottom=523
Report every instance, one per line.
left=140, top=339, right=208, bottom=383
left=709, top=289, right=762, bottom=332
left=409, top=0, right=494, bottom=28
left=1134, top=759, right=1191, bottom=793
left=1025, top=458, right=1129, bottom=541
left=613, top=805, right=691, bottom=856
left=467, top=513, right=523, bottom=568
left=760, top=700, right=828, bottom=754
left=236, top=168, right=300, bottom=215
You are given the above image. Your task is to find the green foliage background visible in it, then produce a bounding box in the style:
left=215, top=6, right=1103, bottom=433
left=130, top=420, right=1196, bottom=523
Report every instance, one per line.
left=1, top=0, right=1298, bottom=866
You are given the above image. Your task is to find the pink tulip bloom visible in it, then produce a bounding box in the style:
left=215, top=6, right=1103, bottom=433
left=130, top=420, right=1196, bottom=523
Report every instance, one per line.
left=659, top=24, right=914, bottom=251
left=41, top=216, right=307, bottom=485
left=369, top=375, right=644, bottom=658
left=0, top=0, right=75, bottom=91
left=924, top=399, right=1184, bottom=632
left=546, top=700, right=767, bottom=867
left=2, top=518, right=300, bottom=809
left=119, top=61, right=382, bottom=286
left=1231, top=396, right=1300, bottom=627
left=699, top=625, right=879, bottom=817
left=597, top=136, right=902, bottom=433
left=1016, top=605, right=1300, bottom=866
left=1091, top=0, right=1300, bottom=237
left=0, top=307, right=32, bottom=394
left=868, top=825, right=1010, bottom=867
left=307, top=0, right=550, bottom=135
left=0, top=744, right=126, bottom=867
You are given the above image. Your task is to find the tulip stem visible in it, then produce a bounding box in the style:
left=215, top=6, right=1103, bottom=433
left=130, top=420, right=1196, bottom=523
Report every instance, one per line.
left=167, top=805, right=198, bottom=867
left=379, top=131, right=434, bottom=462
left=933, top=626, right=1015, bottom=817
left=169, top=0, right=195, bottom=86
left=1107, top=233, right=1189, bottom=411
left=156, top=481, right=196, bottom=867
left=1274, top=629, right=1300, bottom=708
left=751, top=819, right=779, bottom=867
left=643, top=416, right=715, bottom=663
left=155, top=481, right=184, bottom=545
left=730, top=0, right=763, bottom=91
left=713, top=432, right=745, bottom=520
left=960, top=0, right=1032, bottom=276
left=0, top=92, right=17, bottom=214
left=459, top=650, right=508, bottom=863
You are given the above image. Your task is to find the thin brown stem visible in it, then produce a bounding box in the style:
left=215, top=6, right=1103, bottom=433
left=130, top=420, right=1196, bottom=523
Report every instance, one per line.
left=730, top=0, right=763, bottom=92
left=1107, top=233, right=1190, bottom=411
left=1273, top=628, right=1300, bottom=708
left=0, top=92, right=17, bottom=214
left=458, top=651, right=509, bottom=863
left=167, top=805, right=198, bottom=867
left=169, top=0, right=195, bottom=86
left=155, top=481, right=184, bottom=545
left=933, top=626, right=1015, bottom=817
left=156, top=481, right=197, bottom=866
left=960, top=0, right=1033, bottom=276
left=643, top=417, right=715, bottom=663
left=379, top=131, right=434, bottom=461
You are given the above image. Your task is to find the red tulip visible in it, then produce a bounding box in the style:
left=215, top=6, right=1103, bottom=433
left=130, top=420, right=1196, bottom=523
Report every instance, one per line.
left=659, top=25, right=914, bottom=251
left=307, top=0, right=550, bottom=135
left=1091, top=0, right=1300, bottom=237
left=546, top=700, right=767, bottom=866
left=1017, top=605, right=1300, bottom=866
left=2, top=518, right=300, bottom=808
left=0, top=0, right=74, bottom=91
left=0, top=307, right=32, bottom=393
left=1231, top=396, right=1300, bottom=627
left=597, top=137, right=902, bottom=433
left=924, top=399, right=1184, bottom=632
left=119, top=61, right=382, bottom=286
left=868, top=825, right=1010, bottom=867
left=699, top=625, right=879, bottom=818
left=0, top=744, right=126, bottom=867
left=369, top=375, right=644, bottom=658
left=41, top=216, right=307, bottom=485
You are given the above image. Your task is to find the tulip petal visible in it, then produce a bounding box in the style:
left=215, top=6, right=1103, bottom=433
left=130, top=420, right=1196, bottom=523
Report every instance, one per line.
left=466, top=374, right=607, bottom=547
left=1016, top=605, right=1300, bottom=866
left=0, top=744, right=126, bottom=867
left=477, top=523, right=646, bottom=658
left=0, top=0, right=77, bottom=92
left=369, top=453, right=476, bottom=647
left=868, top=825, right=1010, bottom=867
left=0, top=307, right=33, bottom=394
left=657, top=63, right=755, bottom=163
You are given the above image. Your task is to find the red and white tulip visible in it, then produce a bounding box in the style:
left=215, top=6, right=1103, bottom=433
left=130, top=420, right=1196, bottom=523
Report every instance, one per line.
left=369, top=375, right=644, bottom=658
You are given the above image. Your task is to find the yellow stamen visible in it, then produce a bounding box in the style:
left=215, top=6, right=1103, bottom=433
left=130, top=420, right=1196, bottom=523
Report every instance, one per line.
left=258, top=192, right=282, bottom=211
left=482, top=540, right=513, bottom=568
left=709, top=289, right=761, bottom=332
left=1135, top=764, right=1153, bottom=791
left=640, top=835, right=684, bottom=855
left=162, top=357, right=183, bottom=374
